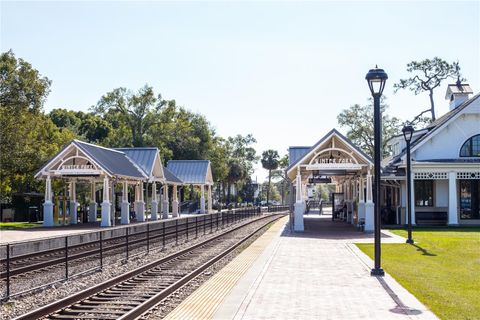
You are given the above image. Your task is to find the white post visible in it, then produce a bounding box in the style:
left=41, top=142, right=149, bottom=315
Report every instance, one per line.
left=364, top=171, right=374, bottom=231
left=43, top=176, right=54, bottom=227
left=89, top=181, right=97, bottom=223
left=294, top=168, right=305, bottom=231
left=136, top=183, right=145, bottom=222
left=172, top=185, right=179, bottom=217
left=448, top=172, right=458, bottom=225
left=410, top=173, right=416, bottom=226
left=69, top=181, right=78, bottom=225
left=121, top=181, right=130, bottom=224
left=151, top=182, right=159, bottom=221
left=162, top=184, right=169, bottom=219
left=358, top=177, right=365, bottom=225
left=101, top=176, right=111, bottom=227
left=200, top=185, right=206, bottom=214
left=207, top=185, right=213, bottom=213
left=351, top=179, right=357, bottom=223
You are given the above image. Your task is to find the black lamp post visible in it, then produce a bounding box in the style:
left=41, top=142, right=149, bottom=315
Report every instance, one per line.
left=402, top=124, right=415, bottom=244
left=365, top=66, right=388, bottom=277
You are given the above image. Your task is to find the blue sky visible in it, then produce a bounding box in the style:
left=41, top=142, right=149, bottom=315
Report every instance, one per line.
left=2, top=1, right=479, bottom=181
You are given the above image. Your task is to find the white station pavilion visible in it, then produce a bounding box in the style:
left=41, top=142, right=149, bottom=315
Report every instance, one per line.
left=35, top=140, right=214, bottom=227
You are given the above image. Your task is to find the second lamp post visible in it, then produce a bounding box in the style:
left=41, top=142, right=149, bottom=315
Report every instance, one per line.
left=402, top=124, right=415, bottom=244
left=365, top=66, right=388, bottom=277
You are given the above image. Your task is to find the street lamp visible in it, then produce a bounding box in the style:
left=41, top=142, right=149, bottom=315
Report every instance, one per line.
left=402, top=124, right=415, bottom=244
left=365, top=66, right=388, bottom=277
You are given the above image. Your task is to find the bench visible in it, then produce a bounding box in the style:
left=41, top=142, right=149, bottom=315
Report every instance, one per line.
left=415, top=211, right=448, bottom=226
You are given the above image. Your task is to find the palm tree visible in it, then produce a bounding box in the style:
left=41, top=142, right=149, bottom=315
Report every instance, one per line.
left=261, top=150, right=279, bottom=205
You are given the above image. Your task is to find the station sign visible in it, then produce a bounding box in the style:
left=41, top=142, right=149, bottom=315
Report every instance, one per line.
left=308, top=176, right=332, bottom=184
left=55, top=157, right=101, bottom=176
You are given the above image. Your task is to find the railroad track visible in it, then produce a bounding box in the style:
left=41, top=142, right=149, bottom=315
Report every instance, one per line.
left=14, top=214, right=283, bottom=320
left=1, top=212, right=248, bottom=281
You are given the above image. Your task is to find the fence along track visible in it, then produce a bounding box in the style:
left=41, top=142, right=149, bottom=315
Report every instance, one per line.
left=1, top=207, right=291, bottom=300
left=13, top=214, right=284, bottom=320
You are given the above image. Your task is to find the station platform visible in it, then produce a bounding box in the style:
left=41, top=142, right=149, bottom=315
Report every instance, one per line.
left=0, top=213, right=198, bottom=244
left=166, top=214, right=438, bottom=320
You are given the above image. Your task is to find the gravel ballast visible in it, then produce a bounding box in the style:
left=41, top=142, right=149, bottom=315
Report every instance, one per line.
left=0, top=215, right=280, bottom=320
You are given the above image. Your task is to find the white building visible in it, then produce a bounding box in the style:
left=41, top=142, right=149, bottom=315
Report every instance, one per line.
left=288, top=81, right=480, bottom=231
left=383, top=81, right=479, bottom=226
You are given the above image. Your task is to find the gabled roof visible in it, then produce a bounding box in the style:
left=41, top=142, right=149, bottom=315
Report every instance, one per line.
left=288, top=147, right=310, bottom=166
left=167, top=160, right=213, bottom=185
left=74, top=140, right=147, bottom=179
left=163, top=167, right=183, bottom=184
left=115, top=148, right=158, bottom=178
left=287, top=128, right=373, bottom=172
left=385, top=92, right=480, bottom=168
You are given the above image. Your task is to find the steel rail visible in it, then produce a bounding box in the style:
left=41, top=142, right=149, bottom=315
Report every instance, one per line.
left=0, top=212, right=245, bottom=279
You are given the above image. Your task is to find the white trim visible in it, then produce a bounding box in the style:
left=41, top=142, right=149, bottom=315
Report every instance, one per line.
left=74, top=139, right=124, bottom=154
left=287, top=131, right=372, bottom=176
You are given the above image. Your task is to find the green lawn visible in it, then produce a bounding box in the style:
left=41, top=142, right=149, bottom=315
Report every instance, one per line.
left=357, top=228, right=480, bottom=320
left=0, top=222, right=42, bottom=230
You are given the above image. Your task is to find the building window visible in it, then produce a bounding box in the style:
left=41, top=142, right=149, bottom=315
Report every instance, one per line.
left=460, top=180, right=480, bottom=219
left=415, top=180, right=434, bottom=207
left=460, top=134, right=480, bottom=157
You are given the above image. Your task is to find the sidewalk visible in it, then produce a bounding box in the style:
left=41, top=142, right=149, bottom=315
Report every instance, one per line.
left=167, top=215, right=438, bottom=320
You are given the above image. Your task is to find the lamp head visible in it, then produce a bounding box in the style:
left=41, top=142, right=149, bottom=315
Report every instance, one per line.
left=365, top=66, right=388, bottom=96
left=402, top=124, right=414, bottom=143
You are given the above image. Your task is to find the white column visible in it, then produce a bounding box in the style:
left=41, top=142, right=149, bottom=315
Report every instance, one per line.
left=151, top=182, right=159, bottom=221
left=207, top=185, right=213, bottom=213
left=172, top=184, right=179, bottom=218
left=89, top=181, right=97, bottom=223
left=69, top=181, right=78, bottom=225
left=294, top=168, right=305, bottom=231
left=351, top=179, right=357, bottom=224
left=401, top=181, right=407, bottom=225
left=200, top=185, right=206, bottom=214
left=358, top=177, right=365, bottom=224
left=162, top=184, right=169, bottom=219
left=172, top=184, right=179, bottom=217
left=121, top=181, right=130, bottom=224
left=365, top=172, right=374, bottom=231
left=135, top=183, right=145, bottom=222
left=101, top=176, right=111, bottom=227
left=410, top=173, right=416, bottom=226
left=448, top=172, right=458, bottom=225
left=43, top=176, right=54, bottom=227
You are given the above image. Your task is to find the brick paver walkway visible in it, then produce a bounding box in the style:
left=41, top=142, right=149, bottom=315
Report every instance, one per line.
left=169, top=213, right=438, bottom=320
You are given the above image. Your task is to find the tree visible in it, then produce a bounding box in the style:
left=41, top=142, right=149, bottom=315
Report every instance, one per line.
left=394, top=57, right=463, bottom=121
left=0, top=50, right=51, bottom=114
left=259, top=181, right=280, bottom=203
left=226, top=159, right=245, bottom=205
left=91, top=85, right=162, bottom=147
left=49, top=109, right=112, bottom=143
left=0, top=51, right=74, bottom=202
left=261, top=150, right=280, bottom=205
left=337, top=97, right=401, bottom=158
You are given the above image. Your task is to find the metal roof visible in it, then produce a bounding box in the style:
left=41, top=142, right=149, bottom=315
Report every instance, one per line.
left=74, top=140, right=147, bottom=179
left=167, top=160, right=211, bottom=185
left=163, top=167, right=183, bottom=184
left=288, top=147, right=310, bottom=166
left=116, top=148, right=158, bottom=177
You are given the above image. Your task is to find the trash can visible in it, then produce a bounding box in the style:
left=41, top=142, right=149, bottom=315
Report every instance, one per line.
left=28, top=206, right=39, bottom=222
